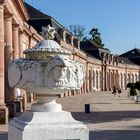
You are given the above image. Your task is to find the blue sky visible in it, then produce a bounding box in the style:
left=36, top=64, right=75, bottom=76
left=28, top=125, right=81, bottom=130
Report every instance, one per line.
left=25, top=0, right=140, bottom=55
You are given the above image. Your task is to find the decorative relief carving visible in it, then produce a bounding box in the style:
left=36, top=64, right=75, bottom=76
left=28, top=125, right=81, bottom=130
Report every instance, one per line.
left=8, top=55, right=85, bottom=92
left=8, top=25, right=85, bottom=96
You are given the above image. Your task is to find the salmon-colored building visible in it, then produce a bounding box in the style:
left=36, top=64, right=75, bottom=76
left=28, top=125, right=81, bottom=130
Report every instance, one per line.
left=0, top=0, right=139, bottom=124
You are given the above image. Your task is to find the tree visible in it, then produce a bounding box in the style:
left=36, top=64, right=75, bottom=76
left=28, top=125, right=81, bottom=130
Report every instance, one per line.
left=89, top=28, right=104, bottom=48
left=68, top=25, right=105, bottom=48
left=68, top=24, right=86, bottom=40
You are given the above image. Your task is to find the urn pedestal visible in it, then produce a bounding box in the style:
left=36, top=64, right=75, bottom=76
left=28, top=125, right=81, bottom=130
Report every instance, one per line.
left=8, top=109, right=88, bottom=140
left=8, top=95, right=88, bottom=140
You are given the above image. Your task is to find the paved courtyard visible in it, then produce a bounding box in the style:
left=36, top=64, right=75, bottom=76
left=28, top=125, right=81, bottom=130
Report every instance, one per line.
left=1, top=90, right=140, bottom=140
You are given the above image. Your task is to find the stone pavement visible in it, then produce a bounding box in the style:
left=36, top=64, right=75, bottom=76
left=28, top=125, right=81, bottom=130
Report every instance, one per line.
left=1, top=90, right=140, bottom=140
left=0, top=124, right=8, bottom=140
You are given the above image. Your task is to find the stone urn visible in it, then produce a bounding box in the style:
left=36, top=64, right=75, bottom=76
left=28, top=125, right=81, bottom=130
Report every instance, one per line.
left=8, top=25, right=88, bottom=140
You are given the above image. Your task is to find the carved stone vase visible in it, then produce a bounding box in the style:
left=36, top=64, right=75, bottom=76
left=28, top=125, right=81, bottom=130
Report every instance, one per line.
left=8, top=38, right=88, bottom=140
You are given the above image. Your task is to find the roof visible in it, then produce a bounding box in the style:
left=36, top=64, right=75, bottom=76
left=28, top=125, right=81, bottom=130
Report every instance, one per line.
left=129, top=57, right=140, bottom=65
left=24, top=2, right=51, bottom=19
left=80, top=40, right=110, bottom=59
left=119, top=48, right=140, bottom=65
left=24, top=2, right=64, bottom=41
left=119, top=48, right=140, bottom=57
left=118, top=57, right=139, bottom=65
left=24, top=2, right=81, bottom=49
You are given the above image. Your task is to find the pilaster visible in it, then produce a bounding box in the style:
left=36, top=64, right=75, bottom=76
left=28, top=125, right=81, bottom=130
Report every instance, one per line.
left=19, top=31, right=24, bottom=58
left=104, top=65, right=107, bottom=91
left=5, top=14, right=13, bottom=102
left=109, top=69, right=111, bottom=90
left=13, top=24, right=19, bottom=59
left=86, top=62, right=89, bottom=92
left=0, top=4, right=5, bottom=105
left=96, top=71, right=99, bottom=89
left=101, top=64, right=105, bottom=91
left=90, top=68, right=93, bottom=92
left=0, top=4, right=8, bottom=124
left=94, top=70, right=96, bottom=89
left=5, top=14, right=13, bottom=53
left=98, top=71, right=101, bottom=90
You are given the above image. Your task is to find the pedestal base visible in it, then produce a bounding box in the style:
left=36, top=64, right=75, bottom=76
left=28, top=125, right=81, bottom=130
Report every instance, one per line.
left=0, top=105, right=8, bottom=124
left=8, top=111, right=89, bottom=140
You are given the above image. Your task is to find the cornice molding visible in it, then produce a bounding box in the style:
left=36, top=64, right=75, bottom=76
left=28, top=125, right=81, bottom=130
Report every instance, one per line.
left=13, top=0, right=29, bottom=21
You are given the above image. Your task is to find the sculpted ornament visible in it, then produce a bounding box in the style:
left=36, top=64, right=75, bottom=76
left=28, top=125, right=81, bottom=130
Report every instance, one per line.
left=40, top=24, right=56, bottom=40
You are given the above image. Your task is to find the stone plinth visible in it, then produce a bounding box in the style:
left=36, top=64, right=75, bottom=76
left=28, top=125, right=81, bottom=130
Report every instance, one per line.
left=8, top=111, right=88, bottom=140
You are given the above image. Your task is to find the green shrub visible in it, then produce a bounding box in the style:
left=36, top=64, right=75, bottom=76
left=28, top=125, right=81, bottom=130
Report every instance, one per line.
left=130, top=88, right=137, bottom=96
left=127, top=82, right=137, bottom=96
left=135, top=81, right=140, bottom=90
left=126, top=82, right=135, bottom=88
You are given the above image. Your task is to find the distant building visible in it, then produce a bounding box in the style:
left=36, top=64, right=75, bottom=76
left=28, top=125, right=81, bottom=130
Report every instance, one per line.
left=119, top=48, right=140, bottom=65
left=0, top=1, right=139, bottom=124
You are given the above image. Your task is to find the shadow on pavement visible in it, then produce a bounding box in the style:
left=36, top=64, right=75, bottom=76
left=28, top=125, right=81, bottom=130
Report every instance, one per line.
left=71, top=110, right=140, bottom=124
left=0, top=132, right=8, bottom=140
left=89, top=130, right=140, bottom=140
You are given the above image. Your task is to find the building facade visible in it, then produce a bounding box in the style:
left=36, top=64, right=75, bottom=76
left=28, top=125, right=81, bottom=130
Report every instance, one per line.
left=0, top=0, right=139, bottom=124
left=0, top=0, right=43, bottom=124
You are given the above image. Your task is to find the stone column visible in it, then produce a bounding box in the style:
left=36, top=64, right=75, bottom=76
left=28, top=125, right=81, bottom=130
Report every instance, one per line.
left=98, top=71, right=100, bottom=90
left=111, top=71, right=113, bottom=89
left=98, top=72, right=101, bottom=90
left=0, top=5, right=5, bottom=105
left=115, top=71, right=117, bottom=87
left=89, top=69, right=92, bottom=92
left=5, top=15, right=13, bottom=54
left=112, top=70, right=115, bottom=87
left=115, top=71, right=119, bottom=88
left=90, top=68, right=93, bottom=92
left=19, top=31, right=24, bottom=58
left=94, top=70, right=96, bottom=89
left=118, top=72, right=121, bottom=88
left=0, top=3, right=8, bottom=124
left=13, top=25, right=19, bottom=100
left=104, top=65, right=107, bottom=91
left=121, top=74, right=124, bottom=89
left=5, top=14, right=13, bottom=102
left=86, top=62, right=89, bottom=92
left=96, top=71, right=99, bottom=90
left=101, top=65, right=105, bottom=91
left=13, top=25, right=19, bottom=59
left=109, top=70, right=111, bottom=90
left=92, top=70, right=94, bottom=88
